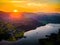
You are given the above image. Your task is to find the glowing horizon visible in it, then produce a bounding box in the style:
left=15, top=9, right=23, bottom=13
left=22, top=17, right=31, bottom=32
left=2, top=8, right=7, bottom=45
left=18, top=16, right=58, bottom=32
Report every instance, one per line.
left=0, top=0, right=60, bottom=13
left=9, top=12, right=23, bottom=22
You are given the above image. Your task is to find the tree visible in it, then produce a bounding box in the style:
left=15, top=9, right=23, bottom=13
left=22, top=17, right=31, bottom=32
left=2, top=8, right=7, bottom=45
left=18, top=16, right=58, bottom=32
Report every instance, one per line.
left=0, top=21, right=24, bottom=41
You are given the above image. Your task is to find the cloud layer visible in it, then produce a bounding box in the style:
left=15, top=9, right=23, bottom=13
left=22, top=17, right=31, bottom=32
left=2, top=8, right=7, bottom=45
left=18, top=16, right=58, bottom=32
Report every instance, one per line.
left=0, top=24, right=60, bottom=45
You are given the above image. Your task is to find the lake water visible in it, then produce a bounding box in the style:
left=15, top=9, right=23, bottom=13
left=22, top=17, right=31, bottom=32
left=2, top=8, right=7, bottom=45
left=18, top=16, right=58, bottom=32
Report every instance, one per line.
left=0, top=23, right=60, bottom=45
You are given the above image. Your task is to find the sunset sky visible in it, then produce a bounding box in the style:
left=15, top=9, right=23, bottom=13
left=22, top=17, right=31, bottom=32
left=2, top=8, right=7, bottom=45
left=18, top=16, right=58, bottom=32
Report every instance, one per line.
left=0, top=0, right=60, bottom=13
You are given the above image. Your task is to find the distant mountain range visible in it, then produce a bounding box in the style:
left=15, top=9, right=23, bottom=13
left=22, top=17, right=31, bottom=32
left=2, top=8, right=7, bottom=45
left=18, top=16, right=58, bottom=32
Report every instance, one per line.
left=23, top=12, right=60, bottom=24
left=0, top=11, right=60, bottom=31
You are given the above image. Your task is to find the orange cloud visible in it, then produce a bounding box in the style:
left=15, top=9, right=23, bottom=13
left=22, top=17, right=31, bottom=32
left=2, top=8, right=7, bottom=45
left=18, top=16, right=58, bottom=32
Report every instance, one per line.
left=0, top=0, right=60, bottom=13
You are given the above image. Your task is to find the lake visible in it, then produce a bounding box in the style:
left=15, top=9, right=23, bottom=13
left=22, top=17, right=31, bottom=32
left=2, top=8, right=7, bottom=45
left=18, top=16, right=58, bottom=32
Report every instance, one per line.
left=0, top=23, right=60, bottom=45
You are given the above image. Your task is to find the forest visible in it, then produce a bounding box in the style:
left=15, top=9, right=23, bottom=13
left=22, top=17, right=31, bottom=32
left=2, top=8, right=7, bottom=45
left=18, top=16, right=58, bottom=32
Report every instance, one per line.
left=0, top=21, right=24, bottom=41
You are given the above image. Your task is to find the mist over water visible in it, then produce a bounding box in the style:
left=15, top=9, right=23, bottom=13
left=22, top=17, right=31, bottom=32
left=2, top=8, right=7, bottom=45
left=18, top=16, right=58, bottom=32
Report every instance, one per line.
left=0, top=11, right=60, bottom=45
left=0, top=23, right=60, bottom=45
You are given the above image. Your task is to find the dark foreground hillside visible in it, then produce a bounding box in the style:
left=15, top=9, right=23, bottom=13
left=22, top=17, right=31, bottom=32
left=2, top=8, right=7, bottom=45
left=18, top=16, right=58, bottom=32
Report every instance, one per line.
left=0, top=21, right=24, bottom=41
left=39, top=29, right=60, bottom=45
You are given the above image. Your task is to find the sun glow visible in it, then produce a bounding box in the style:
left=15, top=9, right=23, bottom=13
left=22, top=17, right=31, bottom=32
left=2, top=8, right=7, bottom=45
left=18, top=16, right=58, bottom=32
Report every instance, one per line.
left=13, top=9, right=18, bottom=12
left=9, top=11, right=23, bottom=22
left=0, top=0, right=60, bottom=13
